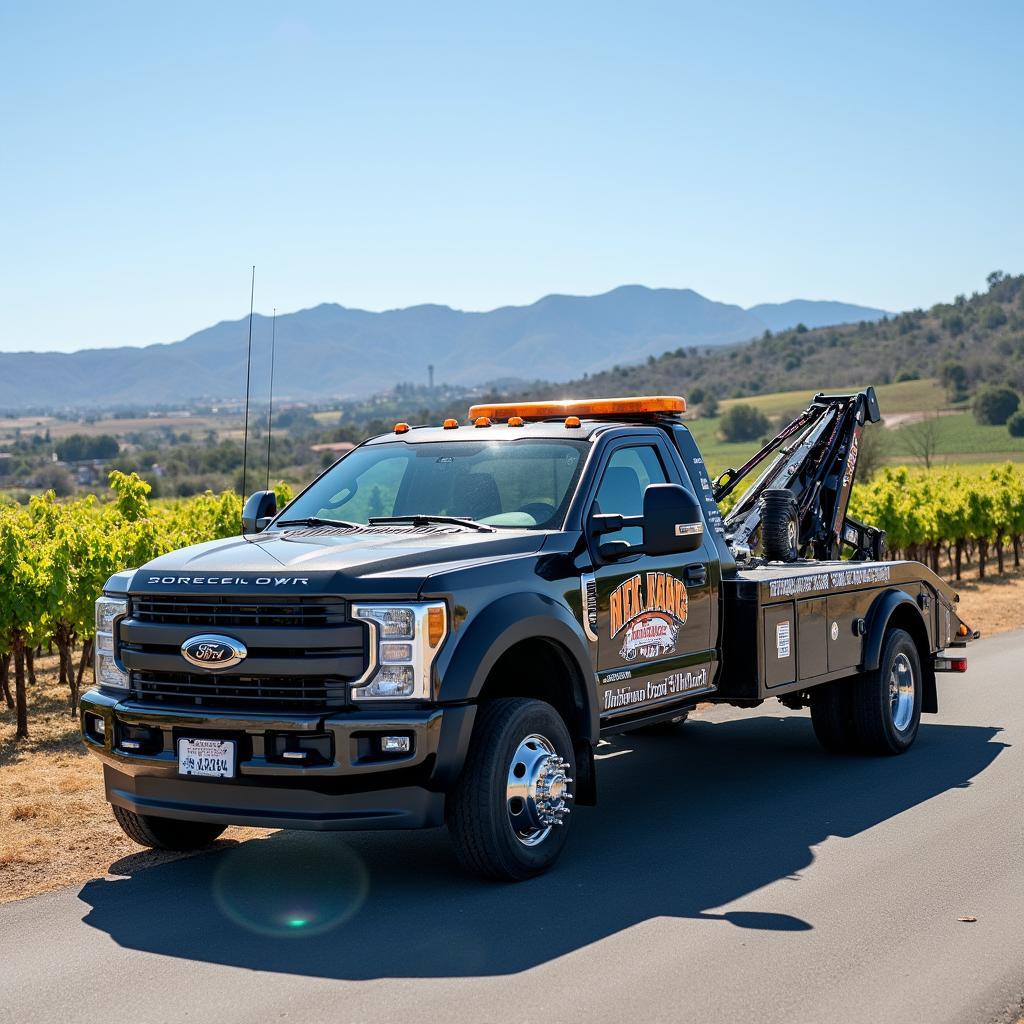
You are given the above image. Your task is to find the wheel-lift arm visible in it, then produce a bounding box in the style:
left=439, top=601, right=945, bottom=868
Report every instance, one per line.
left=713, top=387, right=885, bottom=561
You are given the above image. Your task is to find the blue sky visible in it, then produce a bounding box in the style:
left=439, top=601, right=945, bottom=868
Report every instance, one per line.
left=1, top=1, right=1021, bottom=353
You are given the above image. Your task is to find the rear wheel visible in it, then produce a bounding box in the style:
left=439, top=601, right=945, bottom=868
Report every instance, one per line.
left=111, top=804, right=226, bottom=851
left=851, top=628, right=922, bottom=754
left=447, top=698, right=575, bottom=881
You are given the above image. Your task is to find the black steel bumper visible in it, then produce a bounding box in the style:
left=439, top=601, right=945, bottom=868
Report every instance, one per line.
left=80, top=689, right=476, bottom=831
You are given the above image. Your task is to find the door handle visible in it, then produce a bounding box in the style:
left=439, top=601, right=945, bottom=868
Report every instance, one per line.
left=683, top=564, right=707, bottom=587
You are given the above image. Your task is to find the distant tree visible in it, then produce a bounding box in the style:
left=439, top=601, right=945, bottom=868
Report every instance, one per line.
left=855, top=422, right=887, bottom=481
left=982, top=305, right=1008, bottom=330
left=987, top=270, right=1006, bottom=290
left=55, top=434, right=119, bottom=462
left=719, top=404, right=770, bottom=442
left=940, top=361, right=969, bottom=401
left=1007, top=411, right=1024, bottom=438
left=973, top=385, right=1020, bottom=426
left=795, top=323, right=808, bottom=334
left=688, top=385, right=706, bottom=406
left=33, top=464, right=74, bottom=496
left=701, top=393, right=720, bottom=418
left=904, top=413, right=941, bottom=470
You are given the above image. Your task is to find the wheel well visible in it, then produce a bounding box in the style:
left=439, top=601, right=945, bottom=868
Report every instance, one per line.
left=477, top=637, right=589, bottom=742
left=885, top=603, right=937, bottom=713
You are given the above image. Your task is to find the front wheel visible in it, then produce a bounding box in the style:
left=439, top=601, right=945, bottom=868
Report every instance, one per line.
left=111, top=804, right=226, bottom=851
left=447, top=698, right=575, bottom=881
left=851, top=628, right=922, bottom=754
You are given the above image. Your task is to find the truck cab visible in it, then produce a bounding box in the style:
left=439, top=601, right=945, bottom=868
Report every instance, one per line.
left=81, top=394, right=973, bottom=879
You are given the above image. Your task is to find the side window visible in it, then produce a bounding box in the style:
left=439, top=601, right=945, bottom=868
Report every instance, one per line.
left=593, top=445, right=668, bottom=546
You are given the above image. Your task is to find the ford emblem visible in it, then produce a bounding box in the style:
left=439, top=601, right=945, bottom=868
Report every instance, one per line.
left=181, top=634, right=247, bottom=671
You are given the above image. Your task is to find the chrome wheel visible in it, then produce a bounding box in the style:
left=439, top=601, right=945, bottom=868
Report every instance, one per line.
left=506, top=733, right=573, bottom=847
left=889, top=652, right=915, bottom=732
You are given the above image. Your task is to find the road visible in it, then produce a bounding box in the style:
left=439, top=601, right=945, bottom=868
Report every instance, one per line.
left=2, top=629, right=1022, bottom=1024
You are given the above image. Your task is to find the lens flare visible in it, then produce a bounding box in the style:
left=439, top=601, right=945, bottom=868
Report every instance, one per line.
left=213, top=837, right=369, bottom=938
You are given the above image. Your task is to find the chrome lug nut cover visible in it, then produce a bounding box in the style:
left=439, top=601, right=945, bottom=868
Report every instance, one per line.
left=506, top=735, right=574, bottom=846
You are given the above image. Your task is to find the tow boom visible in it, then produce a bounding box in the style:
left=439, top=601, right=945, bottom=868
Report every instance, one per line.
left=714, top=387, right=886, bottom=562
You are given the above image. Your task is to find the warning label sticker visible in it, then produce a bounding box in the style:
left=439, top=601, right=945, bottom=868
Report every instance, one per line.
left=776, top=620, right=791, bottom=659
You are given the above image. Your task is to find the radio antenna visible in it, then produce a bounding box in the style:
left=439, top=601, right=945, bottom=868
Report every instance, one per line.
left=240, top=265, right=255, bottom=499
left=265, top=307, right=276, bottom=491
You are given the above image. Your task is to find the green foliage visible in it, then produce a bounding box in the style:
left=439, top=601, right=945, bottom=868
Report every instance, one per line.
left=972, top=385, right=1020, bottom=426
left=1007, top=411, right=1024, bottom=438
left=719, top=404, right=770, bottom=442
left=55, top=433, right=119, bottom=462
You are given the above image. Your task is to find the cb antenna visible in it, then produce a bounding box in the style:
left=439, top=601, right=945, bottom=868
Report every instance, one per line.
left=265, top=307, right=276, bottom=491
left=240, top=265, right=255, bottom=498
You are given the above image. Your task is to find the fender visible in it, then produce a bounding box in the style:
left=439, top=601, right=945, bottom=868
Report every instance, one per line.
left=863, top=587, right=938, bottom=714
left=436, top=591, right=600, bottom=742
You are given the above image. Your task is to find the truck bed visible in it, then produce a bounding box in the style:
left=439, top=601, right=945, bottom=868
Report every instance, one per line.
left=716, top=559, right=955, bottom=701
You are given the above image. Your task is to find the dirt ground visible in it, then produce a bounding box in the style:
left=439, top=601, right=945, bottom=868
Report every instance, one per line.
left=0, top=659, right=270, bottom=905
left=2, top=566, right=1022, bottom=906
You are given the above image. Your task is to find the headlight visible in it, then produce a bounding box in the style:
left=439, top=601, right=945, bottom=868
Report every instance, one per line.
left=94, top=596, right=128, bottom=690
left=352, top=602, right=447, bottom=700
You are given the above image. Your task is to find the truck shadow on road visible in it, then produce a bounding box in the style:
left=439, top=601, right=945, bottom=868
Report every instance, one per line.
left=77, top=714, right=1005, bottom=978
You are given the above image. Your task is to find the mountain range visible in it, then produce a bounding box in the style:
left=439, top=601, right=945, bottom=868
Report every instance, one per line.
left=0, top=287, right=890, bottom=410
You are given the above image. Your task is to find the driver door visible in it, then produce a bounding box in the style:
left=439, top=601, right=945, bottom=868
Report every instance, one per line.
left=588, top=440, right=715, bottom=722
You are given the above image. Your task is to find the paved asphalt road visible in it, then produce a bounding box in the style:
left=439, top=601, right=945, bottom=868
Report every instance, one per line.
left=2, top=630, right=1022, bottom=1024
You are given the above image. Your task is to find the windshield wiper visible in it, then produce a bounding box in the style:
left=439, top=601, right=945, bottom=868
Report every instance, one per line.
left=368, top=514, right=494, bottom=533
left=274, top=516, right=362, bottom=529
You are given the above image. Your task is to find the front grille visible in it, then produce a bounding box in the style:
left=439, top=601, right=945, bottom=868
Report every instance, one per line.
left=134, top=671, right=346, bottom=710
left=132, top=596, right=346, bottom=629
left=124, top=594, right=365, bottom=712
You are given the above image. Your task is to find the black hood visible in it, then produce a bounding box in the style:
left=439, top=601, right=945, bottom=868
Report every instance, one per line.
left=131, top=524, right=547, bottom=597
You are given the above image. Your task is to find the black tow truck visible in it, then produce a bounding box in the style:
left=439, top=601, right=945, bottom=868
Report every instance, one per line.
left=81, top=391, right=975, bottom=879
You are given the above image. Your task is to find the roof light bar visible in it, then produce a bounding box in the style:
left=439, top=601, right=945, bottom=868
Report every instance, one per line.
left=467, top=395, right=686, bottom=422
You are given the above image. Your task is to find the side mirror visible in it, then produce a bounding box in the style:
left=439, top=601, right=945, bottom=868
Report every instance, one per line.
left=643, top=483, right=704, bottom=555
left=242, top=490, right=277, bottom=534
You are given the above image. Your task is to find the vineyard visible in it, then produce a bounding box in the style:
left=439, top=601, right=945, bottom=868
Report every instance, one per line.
left=2, top=465, right=1023, bottom=743
left=849, top=464, right=1024, bottom=579
left=0, top=472, right=291, bottom=741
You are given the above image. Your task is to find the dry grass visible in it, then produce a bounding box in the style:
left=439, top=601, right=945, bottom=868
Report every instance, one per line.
left=1, top=566, right=1020, bottom=906
left=943, top=563, right=1024, bottom=638
left=0, top=655, right=270, bottom=905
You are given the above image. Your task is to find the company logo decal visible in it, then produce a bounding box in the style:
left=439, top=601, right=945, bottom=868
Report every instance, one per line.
left=609, top=571, right=687, bottom=662
left=181, top=634, right=247, bottom=671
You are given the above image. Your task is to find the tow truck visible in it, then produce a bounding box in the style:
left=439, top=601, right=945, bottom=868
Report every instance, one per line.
left=81, top=391, right=975, bottom=880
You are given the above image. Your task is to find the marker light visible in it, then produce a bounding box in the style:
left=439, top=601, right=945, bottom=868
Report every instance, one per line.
left=394, top=422, right=410, bottom=434
left=474, top=416, right=492, bottom=428
left=507, top=416, right=525, bottom=427
left=467, top=395, right=686, bottom=422
left=564, top=416, right=581, bottom=428
left=443, top=418, right=459, bottom=429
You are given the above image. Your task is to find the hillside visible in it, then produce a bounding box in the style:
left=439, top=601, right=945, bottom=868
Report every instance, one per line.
left=525, top=272, right=1024, bottom=405
left=0, top=287, right=888, bottom=411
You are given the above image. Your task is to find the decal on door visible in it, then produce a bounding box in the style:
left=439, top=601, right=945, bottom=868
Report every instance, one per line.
left=609, top=571, right=688, bottom=662
left=601, top=662, right=714, bottom=714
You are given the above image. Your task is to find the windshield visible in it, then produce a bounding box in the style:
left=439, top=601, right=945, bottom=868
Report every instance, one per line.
left=281, top=439, right=589, bottom=529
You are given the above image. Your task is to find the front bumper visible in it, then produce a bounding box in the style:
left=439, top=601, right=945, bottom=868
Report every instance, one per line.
left=80, top=689, right=476, bottom=831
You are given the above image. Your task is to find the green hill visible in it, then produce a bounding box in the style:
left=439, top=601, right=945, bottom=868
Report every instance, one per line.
left=524, top=272, right=1024, bottom=406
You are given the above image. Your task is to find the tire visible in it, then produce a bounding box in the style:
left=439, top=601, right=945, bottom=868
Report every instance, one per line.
left=447, top=698, right=575, bottom=881
left=851, top=628, right=922, bottom=755
left=761, top=489, right=800, bottom=562
left=111, top=804, right=226, bottom=851
left=625, top=711, right=689, bottom=736
left=810, top=679, right=857, bottom=753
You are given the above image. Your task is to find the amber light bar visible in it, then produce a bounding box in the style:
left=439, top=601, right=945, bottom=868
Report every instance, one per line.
left=467, top=395, right=686, bottom=422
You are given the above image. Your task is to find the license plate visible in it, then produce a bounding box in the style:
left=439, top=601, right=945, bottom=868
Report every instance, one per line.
left=177, top=737, right=235, bottom=778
